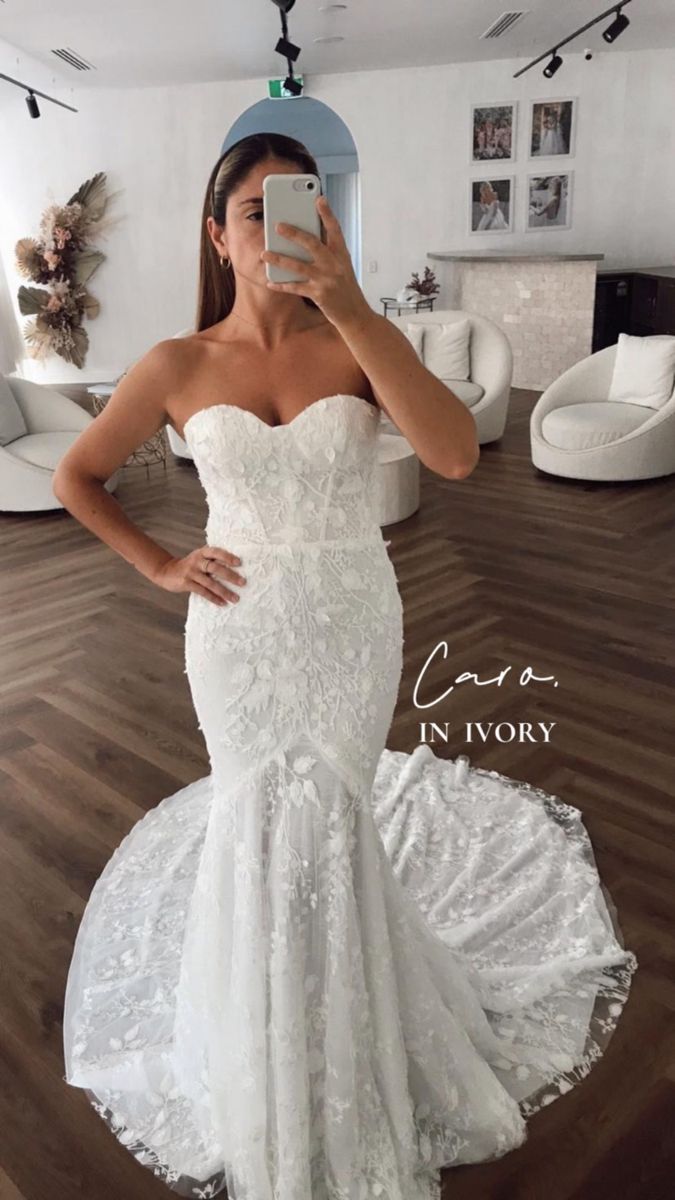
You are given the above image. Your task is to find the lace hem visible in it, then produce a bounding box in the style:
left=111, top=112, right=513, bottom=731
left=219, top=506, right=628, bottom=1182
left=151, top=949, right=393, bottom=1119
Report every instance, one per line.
left=63, top=751, right=639, bottom=1197
left=453, top=754, right=639, bottom=1120
left=81, top=1090, right=443, bottom=1200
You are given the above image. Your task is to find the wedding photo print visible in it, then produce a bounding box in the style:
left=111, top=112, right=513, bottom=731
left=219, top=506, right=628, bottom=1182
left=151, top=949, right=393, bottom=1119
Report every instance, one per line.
left=470, top=177, right=514, bottom=233
left=1, top=2, right=673, bottom=1199
left=527, top=172, right=573, bottom=230
left=471, top=101, right=516, bottom=161
left=529, top=98, right=577, bottom=157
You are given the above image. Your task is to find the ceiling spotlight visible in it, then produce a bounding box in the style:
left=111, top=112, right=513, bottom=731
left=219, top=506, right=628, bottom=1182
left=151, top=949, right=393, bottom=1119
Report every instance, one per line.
left=602, top=7, right=630, bottom=42
left=543, top=52, right=563, bottom=78
left=275, top=34, right=301, bottom=61
left=513, top=0, right=635, bottom=79
left=25, top=90, right=40, bottom=117
left=283, top=74, right=303, bottom=95
left=313, top=36, right=345, bottom=43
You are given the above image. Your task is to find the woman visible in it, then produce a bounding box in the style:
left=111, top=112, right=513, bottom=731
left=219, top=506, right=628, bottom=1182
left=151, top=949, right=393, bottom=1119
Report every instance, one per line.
left=58, top=132, right=637, bottom=1199
left=530, top=176, right=563, bottom=224
left=477, top=181, right=509, bottom=230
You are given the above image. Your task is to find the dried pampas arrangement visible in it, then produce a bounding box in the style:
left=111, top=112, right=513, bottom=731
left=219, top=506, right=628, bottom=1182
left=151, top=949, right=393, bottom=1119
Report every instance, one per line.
left=14, top=172, right=121, bottom=368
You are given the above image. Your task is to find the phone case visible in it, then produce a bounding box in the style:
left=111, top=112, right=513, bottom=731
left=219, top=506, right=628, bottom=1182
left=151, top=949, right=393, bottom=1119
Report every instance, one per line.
left=263, top=173, right=322, bottom=283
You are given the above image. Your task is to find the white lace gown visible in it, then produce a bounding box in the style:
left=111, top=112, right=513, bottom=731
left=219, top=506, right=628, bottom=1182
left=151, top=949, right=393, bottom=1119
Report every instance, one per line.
left=539, top=124, right=567, bottom=155
left=62, top=393, right=638, bottom=1199
left=477, top=199, right=509, bottom=230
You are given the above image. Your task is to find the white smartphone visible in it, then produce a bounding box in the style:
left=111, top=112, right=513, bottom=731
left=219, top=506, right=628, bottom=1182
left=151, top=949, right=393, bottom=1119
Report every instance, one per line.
left=263, top=173, right=322, bottom=284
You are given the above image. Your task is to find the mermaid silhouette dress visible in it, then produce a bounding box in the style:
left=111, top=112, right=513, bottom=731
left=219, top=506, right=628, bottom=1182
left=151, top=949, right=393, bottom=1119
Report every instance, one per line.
left=62, top=393, right=638, bottom=1199
left=539, top=122, right=567, bottom=156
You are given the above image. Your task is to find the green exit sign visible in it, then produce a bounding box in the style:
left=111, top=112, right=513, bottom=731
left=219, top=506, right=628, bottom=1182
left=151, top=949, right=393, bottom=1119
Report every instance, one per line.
left=268, top=77, right=304, bottom=98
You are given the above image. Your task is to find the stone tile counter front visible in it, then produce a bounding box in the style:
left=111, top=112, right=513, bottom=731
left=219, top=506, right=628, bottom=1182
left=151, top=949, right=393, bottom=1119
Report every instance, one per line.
left=427, top=252, right=604, bottom=391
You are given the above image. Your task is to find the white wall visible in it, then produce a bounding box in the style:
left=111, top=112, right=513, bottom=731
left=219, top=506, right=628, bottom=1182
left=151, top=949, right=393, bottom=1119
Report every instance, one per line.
left=1, top=41, right=674, bottom=383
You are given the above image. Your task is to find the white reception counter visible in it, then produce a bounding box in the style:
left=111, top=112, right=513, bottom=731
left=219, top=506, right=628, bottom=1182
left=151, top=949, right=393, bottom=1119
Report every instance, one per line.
left=427, top=251, right=605, bottom=390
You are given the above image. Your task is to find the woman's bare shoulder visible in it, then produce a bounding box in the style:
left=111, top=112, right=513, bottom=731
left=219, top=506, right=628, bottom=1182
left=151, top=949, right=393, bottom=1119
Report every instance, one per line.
left=132, top=334, right=195, bottom=365
left=141, top=333, right=204, bottom=380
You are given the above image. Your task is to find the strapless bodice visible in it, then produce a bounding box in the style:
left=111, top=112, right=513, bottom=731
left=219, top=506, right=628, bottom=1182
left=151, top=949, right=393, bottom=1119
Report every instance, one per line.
left=183, top=393, right=383, bottom=547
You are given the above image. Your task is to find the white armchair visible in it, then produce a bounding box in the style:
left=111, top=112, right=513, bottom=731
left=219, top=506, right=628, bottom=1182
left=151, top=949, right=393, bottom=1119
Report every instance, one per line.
left=530, top=342, right=675, bottom=481
left=386, top=308, right=513, bottom=444
left=0, top=376, right=121, bottom=512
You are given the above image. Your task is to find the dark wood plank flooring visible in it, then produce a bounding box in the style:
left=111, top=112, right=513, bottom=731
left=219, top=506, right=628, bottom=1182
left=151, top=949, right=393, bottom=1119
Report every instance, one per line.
left=0, top=388, right=672, bottom=1199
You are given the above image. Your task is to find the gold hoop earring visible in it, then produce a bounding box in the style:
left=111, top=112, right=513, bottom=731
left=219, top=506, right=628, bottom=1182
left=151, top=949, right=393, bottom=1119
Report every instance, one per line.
left=220, top=256, right=230, bottom=269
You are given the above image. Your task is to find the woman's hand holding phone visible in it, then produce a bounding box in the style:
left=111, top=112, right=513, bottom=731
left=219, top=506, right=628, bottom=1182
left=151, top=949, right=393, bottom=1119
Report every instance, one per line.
left=260, top=195, right=371, bottom=331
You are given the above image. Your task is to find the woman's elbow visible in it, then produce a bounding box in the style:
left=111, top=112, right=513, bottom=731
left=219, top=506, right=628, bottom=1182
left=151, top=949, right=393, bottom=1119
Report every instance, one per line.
left=423, top=446, right=479, bottom=480
left=453, top=445, right=480, bottom=479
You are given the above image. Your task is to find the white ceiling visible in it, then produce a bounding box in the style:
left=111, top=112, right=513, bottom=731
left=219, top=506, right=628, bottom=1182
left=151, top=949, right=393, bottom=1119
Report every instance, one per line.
left=0, top=1, right=672, bottom=90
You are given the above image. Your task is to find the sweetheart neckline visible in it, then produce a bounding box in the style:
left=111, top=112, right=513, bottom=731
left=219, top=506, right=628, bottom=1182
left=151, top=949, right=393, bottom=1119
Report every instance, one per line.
left=181, top=393, right=378, bottom=440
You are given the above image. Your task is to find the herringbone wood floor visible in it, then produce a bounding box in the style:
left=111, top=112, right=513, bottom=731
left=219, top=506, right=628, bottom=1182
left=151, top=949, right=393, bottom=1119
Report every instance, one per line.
left=0, top=388, right=672, bottom=1200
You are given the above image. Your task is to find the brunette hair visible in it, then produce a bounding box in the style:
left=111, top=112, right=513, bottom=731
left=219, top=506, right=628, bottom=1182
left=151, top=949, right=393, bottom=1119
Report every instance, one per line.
left=195, top=132, right=321, bottom=332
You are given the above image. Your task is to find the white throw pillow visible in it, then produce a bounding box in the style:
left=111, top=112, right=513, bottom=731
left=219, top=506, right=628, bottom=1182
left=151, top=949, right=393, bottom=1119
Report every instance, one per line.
left=404, top=323, right=425, bottom=359
left=0, top=376, right=28, bottom=445
left=607, top=333, right=675, bottom=409
left=422, top=319, right=471, bottom=381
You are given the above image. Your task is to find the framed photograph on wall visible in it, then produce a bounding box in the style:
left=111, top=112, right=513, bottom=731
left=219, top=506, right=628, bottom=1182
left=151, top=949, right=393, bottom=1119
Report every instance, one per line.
left=526, top=172, right=573, bottom=231
left=469, top=177, right=515, bottom=234
left=471, top=102, right=517, bottom=162
left=529, top=99, right=577, bottom=158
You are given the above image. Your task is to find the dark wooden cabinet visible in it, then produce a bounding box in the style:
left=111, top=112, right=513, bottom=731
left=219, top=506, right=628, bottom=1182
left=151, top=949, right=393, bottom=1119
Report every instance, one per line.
left=593, top=273, right=632, bottom=351
left=593, top=267, right=675, bottom=351
left=655, top=276, right=675, bottom=333
left=629, top=274, right=658, bottom=337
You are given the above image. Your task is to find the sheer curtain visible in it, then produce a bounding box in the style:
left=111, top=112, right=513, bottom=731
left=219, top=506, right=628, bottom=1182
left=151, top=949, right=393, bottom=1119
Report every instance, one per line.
left=324, top=172, right=361, bottom=284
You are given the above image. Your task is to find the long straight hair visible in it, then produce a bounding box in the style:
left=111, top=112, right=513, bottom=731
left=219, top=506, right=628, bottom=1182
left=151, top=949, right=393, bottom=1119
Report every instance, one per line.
left=196, top=132, right=321, bottom=332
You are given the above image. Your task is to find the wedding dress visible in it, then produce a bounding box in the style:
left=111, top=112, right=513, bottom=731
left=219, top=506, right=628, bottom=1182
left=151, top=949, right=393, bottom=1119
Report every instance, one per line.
left=62, top=392, right=638, bottom=1199
left=477, top=199, right=508, bottom=231
left=539, top=123, right=566, bottom=156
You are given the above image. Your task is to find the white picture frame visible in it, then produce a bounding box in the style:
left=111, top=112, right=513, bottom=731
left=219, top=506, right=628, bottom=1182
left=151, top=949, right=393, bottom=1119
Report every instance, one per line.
left=528, top=98, right=577, bottom=159
left=470, top=102, right=518, bottom=163
left=468, top=176, right=515, bottom=234
left=525, top=171, right=573, bottom=231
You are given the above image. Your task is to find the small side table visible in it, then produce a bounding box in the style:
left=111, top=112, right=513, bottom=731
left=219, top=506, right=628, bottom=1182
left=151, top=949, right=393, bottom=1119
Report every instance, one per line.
left=380, top=296, right=436, bottom=317
left=87, top=383, right=167, bottom=479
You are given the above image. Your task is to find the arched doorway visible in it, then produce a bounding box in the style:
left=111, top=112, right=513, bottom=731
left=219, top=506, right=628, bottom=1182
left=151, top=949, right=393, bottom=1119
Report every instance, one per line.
left=222, top=97, right=361, bottom=281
